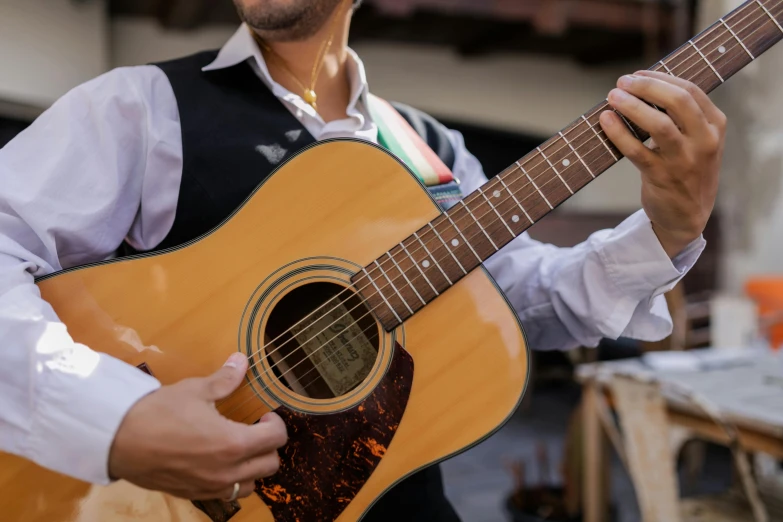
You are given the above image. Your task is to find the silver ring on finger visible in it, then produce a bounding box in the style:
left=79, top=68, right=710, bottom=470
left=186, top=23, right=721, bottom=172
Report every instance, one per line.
left=227, top=482, right=240, bottom=502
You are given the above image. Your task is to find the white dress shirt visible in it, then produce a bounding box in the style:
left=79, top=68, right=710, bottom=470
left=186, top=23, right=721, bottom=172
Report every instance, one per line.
left=0, top=24, right=705, bottom=486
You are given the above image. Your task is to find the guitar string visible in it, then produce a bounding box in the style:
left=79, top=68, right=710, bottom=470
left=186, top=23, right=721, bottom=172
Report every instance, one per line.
left=218, top=4, right=775, bottom=414
left=225, top=5, right=764, bottom=390
left=220, top=10, right=771, bottom=415
left=222, top=110, right=629, bottom=416
left=218, top=0, right=767, bottom=383
left=214, top=104, right=618, bottom=409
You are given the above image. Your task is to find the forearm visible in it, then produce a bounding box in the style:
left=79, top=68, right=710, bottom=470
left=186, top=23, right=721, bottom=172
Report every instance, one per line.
left=484, top=210, right=705, bottom=351
left=0, top=66, right=169, bottom=483
left=0, top=253, right=160, bottom=484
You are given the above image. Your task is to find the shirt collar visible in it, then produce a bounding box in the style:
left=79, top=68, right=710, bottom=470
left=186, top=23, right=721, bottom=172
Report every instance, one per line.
left=202, top=24, right=370, bottom=118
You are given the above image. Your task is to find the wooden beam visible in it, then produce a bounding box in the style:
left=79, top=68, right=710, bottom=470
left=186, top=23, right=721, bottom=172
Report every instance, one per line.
left=367, top=0, right=684, bottom=33
left=668, top=409, right=783, bottom=460
left=582, top=384, right=611, bottom=522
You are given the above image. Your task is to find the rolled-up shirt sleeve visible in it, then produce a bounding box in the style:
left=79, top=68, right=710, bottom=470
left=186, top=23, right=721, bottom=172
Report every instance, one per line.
left=447, top=128, right=705, bottom=351
left=0, top=68, right=171, bottom=484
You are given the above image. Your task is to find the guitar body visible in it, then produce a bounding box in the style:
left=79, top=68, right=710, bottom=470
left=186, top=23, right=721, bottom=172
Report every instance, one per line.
left=0, top=140, right=529, bottom=522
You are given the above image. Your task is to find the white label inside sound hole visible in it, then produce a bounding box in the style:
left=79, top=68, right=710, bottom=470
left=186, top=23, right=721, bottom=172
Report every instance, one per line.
left=289, top=301, right=376, bottom=396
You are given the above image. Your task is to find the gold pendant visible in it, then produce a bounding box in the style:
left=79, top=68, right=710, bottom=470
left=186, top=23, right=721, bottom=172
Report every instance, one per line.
left=304, top=89, right=317, bottom=110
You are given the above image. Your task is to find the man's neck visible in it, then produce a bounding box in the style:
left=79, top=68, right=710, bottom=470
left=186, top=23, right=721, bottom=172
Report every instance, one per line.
left=252, top=5, right=353, bottom=122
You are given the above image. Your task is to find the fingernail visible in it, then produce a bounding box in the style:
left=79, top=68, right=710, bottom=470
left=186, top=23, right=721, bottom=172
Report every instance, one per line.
left=224, top=352, right=244, bottom=368
left=600, top=112, right=615, bottom=126
left=618, top=75, right=634, bottom=89
left=609, top=88, right=629, bottom=103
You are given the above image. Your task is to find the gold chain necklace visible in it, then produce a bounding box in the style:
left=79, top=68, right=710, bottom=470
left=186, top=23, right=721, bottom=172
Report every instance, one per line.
left=251, top=7, right=343, bottom=111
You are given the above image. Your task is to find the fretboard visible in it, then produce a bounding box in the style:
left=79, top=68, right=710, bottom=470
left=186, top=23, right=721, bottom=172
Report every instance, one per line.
left=355, top=0, right=783, bottom=331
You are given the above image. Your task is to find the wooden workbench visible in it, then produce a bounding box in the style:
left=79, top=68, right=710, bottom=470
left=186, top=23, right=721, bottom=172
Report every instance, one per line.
left=576, top=351, right=783, bottom=522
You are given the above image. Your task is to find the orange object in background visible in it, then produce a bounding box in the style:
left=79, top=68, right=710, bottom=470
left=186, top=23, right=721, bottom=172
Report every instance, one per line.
left=745, top=277, right=783, bottom=350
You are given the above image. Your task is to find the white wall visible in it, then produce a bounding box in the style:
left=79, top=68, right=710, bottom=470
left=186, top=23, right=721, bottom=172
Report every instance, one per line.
left=111, top=18, right=237, bottom=68
left=0, top=0, right=108, bottom=110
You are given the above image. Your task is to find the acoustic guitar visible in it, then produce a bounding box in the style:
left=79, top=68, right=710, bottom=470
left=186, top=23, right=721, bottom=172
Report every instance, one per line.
left=2, top=1, right=781, bottom=521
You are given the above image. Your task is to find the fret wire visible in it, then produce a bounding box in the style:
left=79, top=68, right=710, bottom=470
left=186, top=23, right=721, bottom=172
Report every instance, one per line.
left=537, top=146, right=574, bottom=194
left=458, top=200, right=499, bottom=251
left=444, top=213, right=482, bottom=263
left=373, top=260, right=413, bottom=315
left=582, top=114, right=618, bottom=161
left=413, top=231, right=453, bottom=285
left=400, top=240, right=439, bottom=297
left=387, top=250, right=427, bottom=305
left=497, top=177, right=534, bottom=224
left=515, top=160, right=553, bottom=209
left=560, top=131, right=595, bottom=179
left=658, top=60, right=676, bottom=76
left=721, top=17, right=756, bottom=59
left=427, top=223, right=465, bottom=276
left=756, top=0, right=783, bottom=33
left=689, top=39, right=725, bottom=82
left=362, top=267, right=402, bottom=323
left=477, top=186, right=516, bottom=237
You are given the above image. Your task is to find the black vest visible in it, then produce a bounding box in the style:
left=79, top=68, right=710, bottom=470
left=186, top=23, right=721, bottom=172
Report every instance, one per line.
left=149, top=52, right=463, bottom=521
left=149, top=51, right=456, bottom=253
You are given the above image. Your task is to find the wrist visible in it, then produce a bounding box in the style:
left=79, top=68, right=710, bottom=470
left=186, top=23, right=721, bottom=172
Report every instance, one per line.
left=108, top=386, right=158, bottom=482
left=651, top=223, right=697, bottom=258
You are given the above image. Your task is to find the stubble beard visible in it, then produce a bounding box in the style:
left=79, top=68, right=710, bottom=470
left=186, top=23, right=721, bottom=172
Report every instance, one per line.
left=234, top=0, right=345, bottom=42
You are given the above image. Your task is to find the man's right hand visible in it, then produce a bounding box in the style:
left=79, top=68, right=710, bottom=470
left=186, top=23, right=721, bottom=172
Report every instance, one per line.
left=108, top=352, right=288, bottom=500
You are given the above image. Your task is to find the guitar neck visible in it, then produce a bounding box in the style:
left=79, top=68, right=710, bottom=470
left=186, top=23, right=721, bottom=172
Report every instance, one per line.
left=356, top=0, right=783, bottom=331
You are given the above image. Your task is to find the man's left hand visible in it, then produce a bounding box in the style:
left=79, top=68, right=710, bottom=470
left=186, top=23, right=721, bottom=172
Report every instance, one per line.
left=600, top=70, right=726, bottom=258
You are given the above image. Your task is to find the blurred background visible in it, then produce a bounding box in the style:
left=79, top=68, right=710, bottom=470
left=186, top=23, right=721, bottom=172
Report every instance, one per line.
left=2, top=1, right=783, bottom=521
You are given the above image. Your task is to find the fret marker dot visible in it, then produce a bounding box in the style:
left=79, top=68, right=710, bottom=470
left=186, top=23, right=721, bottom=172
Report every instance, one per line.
left=422, top=259, right=430, bottom=268
left=512, top=215, right=520, bottom=223
left=562, top=159, right=571, bottom=167
left=451, top=239, right=459, bottom=247
left=493, top=190, right=501, bottom=198
left=718, top=46, right=726, bottom=54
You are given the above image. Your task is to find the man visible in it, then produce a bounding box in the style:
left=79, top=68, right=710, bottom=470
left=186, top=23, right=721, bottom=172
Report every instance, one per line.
left=0, top=0, right=724, bottom=520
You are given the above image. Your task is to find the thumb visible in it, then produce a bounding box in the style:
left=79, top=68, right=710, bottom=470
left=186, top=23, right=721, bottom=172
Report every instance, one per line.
left=202, top=353, right=249, bottom=401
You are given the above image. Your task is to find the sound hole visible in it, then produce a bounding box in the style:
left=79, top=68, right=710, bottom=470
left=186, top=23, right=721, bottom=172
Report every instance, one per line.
left=264, top=282, right=380, bottom=399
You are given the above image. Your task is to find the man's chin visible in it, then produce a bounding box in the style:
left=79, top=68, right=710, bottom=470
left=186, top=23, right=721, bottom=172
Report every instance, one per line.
left=234, top=0, right=343, bottom=41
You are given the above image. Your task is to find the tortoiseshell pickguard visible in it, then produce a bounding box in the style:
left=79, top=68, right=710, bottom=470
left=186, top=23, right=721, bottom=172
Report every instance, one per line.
left=255, top=343, right=414, bottom=521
